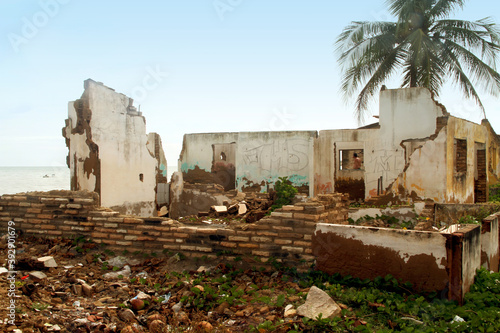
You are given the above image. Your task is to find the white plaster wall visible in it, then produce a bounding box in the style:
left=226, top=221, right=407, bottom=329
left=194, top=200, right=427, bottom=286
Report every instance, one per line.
left=314, top=129, right=379, bottom=196
left=84, top=81, right=158, bottom=215
left=181, top=131, right=316, bottom=194
left=237, top=131, right=315, bottom=192
left=379, top=88, right=444, bottom=144
left=315, top=223, right=448, bottom=268
left=392, top=128, right=448, bottom=202
left=180, top=133, right=239, bottom=173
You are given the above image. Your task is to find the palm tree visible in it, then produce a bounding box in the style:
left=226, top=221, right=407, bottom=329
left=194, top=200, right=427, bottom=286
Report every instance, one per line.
left=337, top=0, right=500, bottom=123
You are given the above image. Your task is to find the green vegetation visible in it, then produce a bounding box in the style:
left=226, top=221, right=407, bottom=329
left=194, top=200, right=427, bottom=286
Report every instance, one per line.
left=270, top=176, right=298, bottom=212
left=169, top=258, right=500, bottom=332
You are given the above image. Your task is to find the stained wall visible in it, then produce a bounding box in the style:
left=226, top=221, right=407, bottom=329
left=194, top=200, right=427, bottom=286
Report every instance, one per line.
left=180, top=131, right=316, bottom=194
left=63, top=79, right=167, bottom=217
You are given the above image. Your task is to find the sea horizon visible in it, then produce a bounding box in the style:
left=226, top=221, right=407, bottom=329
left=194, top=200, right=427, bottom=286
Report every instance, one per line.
left=0, top=166, right=178, bottom=196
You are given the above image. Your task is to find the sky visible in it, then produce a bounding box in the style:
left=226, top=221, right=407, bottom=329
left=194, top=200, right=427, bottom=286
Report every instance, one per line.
left=1, top=0, right=499, bottom=167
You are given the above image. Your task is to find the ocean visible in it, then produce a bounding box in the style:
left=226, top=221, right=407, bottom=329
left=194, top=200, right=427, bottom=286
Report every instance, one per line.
left=0, top=166, right=178, bottom=196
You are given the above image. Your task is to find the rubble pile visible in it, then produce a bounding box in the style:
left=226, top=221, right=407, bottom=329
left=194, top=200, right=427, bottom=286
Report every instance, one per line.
left=179, top=193, right=274, bottom=225
left=0, top=235, right=340, bottom=332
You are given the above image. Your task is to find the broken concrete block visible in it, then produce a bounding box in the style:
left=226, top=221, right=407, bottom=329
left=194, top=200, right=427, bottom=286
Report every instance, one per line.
left=238, top=203, right=248, bottom=215
left=29, top=271, right=47, bottom=281
left=38, top=256, right=58, bottom=268
left=82, top=283, right=93, bottom=296
left=211, top=206, right=228, bottom=214
left=297, top=286, right=341, bottom=320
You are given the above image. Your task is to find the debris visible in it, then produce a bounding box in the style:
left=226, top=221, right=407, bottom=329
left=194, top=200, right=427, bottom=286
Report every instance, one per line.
left=108, top=256, right=129, bottom=269
left=198, top=321, right=214, bottom=332
left=38, top=256, right=58, bottom=268
left=238, top=203, right=248, bottom=215
left=297, top=286, right=342, bottom=320
left=0, top=267, right=8, bottom=274
left=119, top=309, right=137, bottom=323
left=29, top=271, right=47, bottom=281
left=172, top=301, right=183, bottom=313
left=73, top=301, right=80, bottom=308
left=159, top=206, right=169, bottom=217
left=284, top=304, right=297, bottom=318
left=211, top=205, right=228, bottom=214
left=130, top=298, right=145, bottom=311
left=451, top=315, right=465, bottom=323
left=21, top=283, right=37, bottom=296
left=103, top=265, right=131, bottom=279
left=401, top=317, right=424, bottom=325
left=158, top=293, right=171, bottom=304
left=149, top=319, right=167, bottom=333
left=82, top=283, right=93, bottom=296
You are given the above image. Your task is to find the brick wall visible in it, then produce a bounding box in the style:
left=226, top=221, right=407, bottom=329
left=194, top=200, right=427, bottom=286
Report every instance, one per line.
left=0, top=191, right=349, bottom=269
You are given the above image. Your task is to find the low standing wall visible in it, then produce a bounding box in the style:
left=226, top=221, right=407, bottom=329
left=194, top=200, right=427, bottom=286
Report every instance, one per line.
left=481, top=214, right=500, bottom=272
left=0, top=191, right=348, bottom=269
left=313, top=223, right=481, bottom=304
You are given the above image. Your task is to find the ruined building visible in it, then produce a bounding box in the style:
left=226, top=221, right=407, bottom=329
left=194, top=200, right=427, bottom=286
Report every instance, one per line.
left=63, top=81, right=500, bottom=218
left=63, top=79, right=168, bottom=217
left=181, top=88, right=500, bottom=206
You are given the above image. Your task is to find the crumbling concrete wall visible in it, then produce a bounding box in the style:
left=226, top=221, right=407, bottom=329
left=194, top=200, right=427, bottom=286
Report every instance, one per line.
left=313, top=223, right=482, bottom=304
left=63, top=79, right=167, bottom=217
left=180, top=131, right=316, bottom=195
left=314, top=88, right=448, bottom=202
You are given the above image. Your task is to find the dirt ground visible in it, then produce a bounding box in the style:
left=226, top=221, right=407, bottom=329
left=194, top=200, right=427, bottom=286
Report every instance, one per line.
left=0, top=235, right=314, bottom=333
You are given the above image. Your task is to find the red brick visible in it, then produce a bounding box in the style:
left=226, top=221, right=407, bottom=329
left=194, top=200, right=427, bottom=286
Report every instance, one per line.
left=239, top=243, right=259, bottom=249
left=123, top=217, right=142, bottom=224
left=220, top=242, right=237, bottom=248
left=40, top=225, right=56, bottom=230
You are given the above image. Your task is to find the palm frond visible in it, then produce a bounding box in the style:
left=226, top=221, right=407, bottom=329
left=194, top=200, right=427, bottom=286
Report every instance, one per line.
left=428, top=0, right=466, bottom=19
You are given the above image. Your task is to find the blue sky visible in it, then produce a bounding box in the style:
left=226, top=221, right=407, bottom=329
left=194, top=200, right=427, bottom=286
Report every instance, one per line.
left=1, top=0, right=499, bottom=167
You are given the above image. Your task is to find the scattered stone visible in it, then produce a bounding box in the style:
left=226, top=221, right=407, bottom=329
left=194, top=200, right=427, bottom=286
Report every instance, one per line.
left=197, top=266, right=214, bottom=273
left=159, top=206, right=169, bottom=217
left=198, top=321, right=213, bottom=332
left=284, top=307, right=297, bottom=318
left=73, top=284, right=83, bottom=296
left=211, top=205, right=228, bottom=214
left=103, top=265, right=131, bottom=279
left=130, top=299, right=145, bottom=311
left=149, top=319, right=167, bottom=333
left=119, top=309, right=137, bottom=323
left=194, top=285, right=204, bottom=292
left=297, top=286, right=342, bottom=320
left=238, top=203, right=248, bottom=215
left=29, top=271, right=47, bottom=281
left=108, top=256, right=128, bottom=269
left=82, top=283, right=93, bottom=296
left=38, top=256, right=58, bottom=268
left=172, top=301, right=183, bottom=313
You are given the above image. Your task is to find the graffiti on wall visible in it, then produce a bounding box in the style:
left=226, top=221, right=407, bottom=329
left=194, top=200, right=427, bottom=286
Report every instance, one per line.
left=242, top=139, right=310, bottom=173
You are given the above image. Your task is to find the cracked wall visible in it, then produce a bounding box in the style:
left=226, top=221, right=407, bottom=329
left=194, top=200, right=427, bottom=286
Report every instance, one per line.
left=179, top=131, right=315, bottom=195
left=63, top=79, right=167, bottom=217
